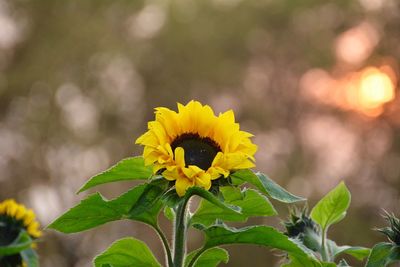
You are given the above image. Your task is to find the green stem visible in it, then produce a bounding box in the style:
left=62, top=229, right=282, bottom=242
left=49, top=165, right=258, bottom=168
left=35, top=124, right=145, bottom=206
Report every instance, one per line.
left=321, top=228, right=329, bottom=262
left=154, top=225, right=173, bottom=267
left=187, top=247, right=207, bottom=267
left=173, top=199, right=190, bottom=267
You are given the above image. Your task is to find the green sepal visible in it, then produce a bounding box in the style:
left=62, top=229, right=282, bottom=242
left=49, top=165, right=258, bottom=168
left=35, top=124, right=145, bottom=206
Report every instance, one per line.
left=377, top=212, right=400, bottom=246
left=94, top=237, right=161, bottom=267
left=0, top=230, right=33, bottom=256
left=230, top=169, right=305, bottom=203
left=310, top=182, right=350, bottom=232
left=191, top=186, right=276, bottom=227
left=185, top=247, right=229, bottom=267
left=78, top=156, right=153, bottom=193
left=365, top=242, right=400, bottom=267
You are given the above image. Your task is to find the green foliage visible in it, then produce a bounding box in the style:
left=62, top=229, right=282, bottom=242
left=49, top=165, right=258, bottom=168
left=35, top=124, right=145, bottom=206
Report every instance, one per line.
left=49, top=179, right=168, bottom=233
left=0, top=231, right=32, bottom=256
left=330, top=243, right=370, bottom=261
left=185, top=247, right=229, bottom=267
left=365, top=213, right=400, bottom=267
left=53, top=154, right=393, bottom=267
left=94, top=237, right=161, bottom=267
left=78, top=157, right=153, bottom=193
left=230, top=169, right=305, bottom=203
left=281, top=255, right=336, bottom=267
left=282, top=182, right=370, bottom=267
left=191, top=186, right=276, bottom=227
left=128, top=179, right=169, bottom=226
left=163, top=206, right=175, bottom=221
left=365, top=242, right=400, bottom=267
left=310, top=182, right=351, bottom=232
left=201, top=224, right=319, bottom=265
left=0, top=231, right=38, bottom=267
left=49, top=188, right=144, bottom=233
left=20, top=248, right=39, bottom=267
left=284, top=207, right=319, bottom=239
left=377, top=212, right=400, bottom=245
left=183, top=186, right=242, bottom=216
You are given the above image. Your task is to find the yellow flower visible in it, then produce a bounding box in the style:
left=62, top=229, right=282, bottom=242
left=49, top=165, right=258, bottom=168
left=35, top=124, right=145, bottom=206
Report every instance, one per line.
left=136, top=100, right=257, bottom=196
left=0, top=199, right=42, bottom=238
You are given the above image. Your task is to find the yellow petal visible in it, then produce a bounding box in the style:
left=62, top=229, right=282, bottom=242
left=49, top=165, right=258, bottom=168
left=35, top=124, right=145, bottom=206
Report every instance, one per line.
left=15, top=205, right=27, bottom=220
left=195, top=172, right=212, bottom=190
left=182, top=165, right=203, bottom=178
left=174, top=147, right=186, bottom=167
left=207, top=166, right=228, bottom=179
left=162, top=168, right=179, bottom=181
left=175, top=177, right=194, bottom=197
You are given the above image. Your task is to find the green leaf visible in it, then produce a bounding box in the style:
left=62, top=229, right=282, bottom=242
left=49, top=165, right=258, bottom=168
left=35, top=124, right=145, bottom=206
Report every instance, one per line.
left=331, top=242, right=370, bottom=261
left=191, top=186, right=276, bottom=227
left=21, top=248, right=39, bottom=267
left=282, top=257, right=336, bottom=267
left=0, top=231, right=32, bottom=256
left=230, top=170, right=305, bottom=203
left=321, top=263, right=336, bottom=267
left=161, top=188, right=183, bottom=208
left=185, top=247, right=229, bottom=267
left=94, top=237, right=161, bottom=267
left=310, top=182, right=351, bottom=231
left=184, top=186, right=241, bottom=219
left=366, top=242, right=400, bottom=267
left=281, top=255, right=325, bottom=267
left=128, top=179, right=169, bottom=225
left=49, top=180, right=168, bottom=233
left=78, top=157, right=153, bottom=193
left=202, top=224, right=318, bottom=264
left=163, top=206, right=175, bottom=221
left=49, top=187, right=144, bottom=233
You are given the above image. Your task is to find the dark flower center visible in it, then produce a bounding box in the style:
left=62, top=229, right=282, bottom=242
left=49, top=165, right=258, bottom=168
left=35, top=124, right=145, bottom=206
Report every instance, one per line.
left=171, top=133, right=221, bottom=170
left=0, top=254, right=23, bottom=267
left=0, top=216, right=23, bottom=246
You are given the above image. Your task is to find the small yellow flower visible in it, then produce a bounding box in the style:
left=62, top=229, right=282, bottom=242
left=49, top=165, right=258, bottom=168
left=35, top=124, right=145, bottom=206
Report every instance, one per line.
left=0, top=199, right=42, bottom=238
left=136, top=100, right=257, bottom=196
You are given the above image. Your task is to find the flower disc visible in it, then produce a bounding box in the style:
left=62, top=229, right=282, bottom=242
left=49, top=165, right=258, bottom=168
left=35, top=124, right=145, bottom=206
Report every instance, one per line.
left=136, top=100, right=257, bottom=196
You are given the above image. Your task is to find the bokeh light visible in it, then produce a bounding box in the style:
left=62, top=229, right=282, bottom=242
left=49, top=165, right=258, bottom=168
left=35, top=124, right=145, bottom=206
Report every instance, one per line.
left=301, top=65, right=397, bottom=117
left=358, top=67, right=395, bottom=110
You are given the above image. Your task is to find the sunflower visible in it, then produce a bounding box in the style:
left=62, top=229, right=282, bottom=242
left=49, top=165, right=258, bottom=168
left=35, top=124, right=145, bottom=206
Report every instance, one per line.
left=0, top=199, right=41, bottom=267
left=0, top=199, right=41, bottom=239
left=136, top=100, right=257, bottom=196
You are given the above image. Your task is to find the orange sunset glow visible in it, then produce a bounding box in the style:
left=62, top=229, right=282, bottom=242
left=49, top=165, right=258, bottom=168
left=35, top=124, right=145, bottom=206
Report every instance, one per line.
left=301, top=66, right=397, bottom=117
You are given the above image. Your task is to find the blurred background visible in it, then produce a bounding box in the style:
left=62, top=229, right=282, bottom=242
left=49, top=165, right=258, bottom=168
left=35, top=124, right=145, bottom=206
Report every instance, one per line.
left=0, top=0, right=399, bottom=266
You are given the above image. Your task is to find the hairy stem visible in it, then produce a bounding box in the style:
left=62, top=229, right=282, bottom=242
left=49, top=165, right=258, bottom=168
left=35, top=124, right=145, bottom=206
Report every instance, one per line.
left=154, top=225, right=173, bottom=267
left=173, top=199, right=190, bottom=267
left=321, top=228, right=329, bottom=262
